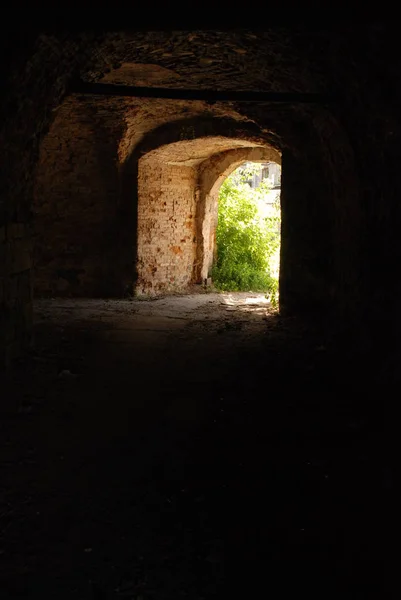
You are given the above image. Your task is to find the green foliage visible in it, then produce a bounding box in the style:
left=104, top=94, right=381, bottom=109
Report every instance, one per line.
left=212, top=165, right=281, bottom=302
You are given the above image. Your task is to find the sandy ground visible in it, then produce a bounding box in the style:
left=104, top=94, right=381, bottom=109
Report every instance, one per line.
left=0, top=293, right=387, bottom=599
left=33, top=291, right=274, bottom=327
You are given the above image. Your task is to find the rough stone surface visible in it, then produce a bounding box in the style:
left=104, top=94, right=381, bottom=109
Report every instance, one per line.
left=1, top=25, right=401, bottom=364
left=33, top=96, right=125, bottom=297
left=136, top=159, right=197, bottom=295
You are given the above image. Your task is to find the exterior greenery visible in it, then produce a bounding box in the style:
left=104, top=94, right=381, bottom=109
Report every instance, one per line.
left=212, top=164, right=281, bottom=302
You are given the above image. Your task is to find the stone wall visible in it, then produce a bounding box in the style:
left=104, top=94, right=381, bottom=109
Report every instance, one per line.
left=279, top=145, right=334, bottom=317
left=136, top=157, right=197, bottom=295
left=33, top=96, right=126, bottom=297
left=0, top=33, right=102, bottom=366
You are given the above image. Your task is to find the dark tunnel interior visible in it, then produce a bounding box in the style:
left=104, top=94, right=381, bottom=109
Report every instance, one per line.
left=0, top=11, right=397, bottom=599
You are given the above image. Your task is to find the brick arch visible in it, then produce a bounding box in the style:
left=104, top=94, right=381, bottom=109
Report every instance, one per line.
left=195, top=147, right=282, bottom=283
left=123, top=116, right=278, bottom=163
left=121, top=116, right=279, bottom=296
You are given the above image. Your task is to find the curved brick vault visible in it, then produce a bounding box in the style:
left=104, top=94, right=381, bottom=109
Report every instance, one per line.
left=33, top=102, right=278, bottom=297
left=1, top=26, right=400, bottom=364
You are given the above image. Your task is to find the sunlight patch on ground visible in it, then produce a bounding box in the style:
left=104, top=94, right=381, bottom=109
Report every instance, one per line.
left=221, top=293, right=269, bottom=305
left=220, top=293, right=271, bottom=313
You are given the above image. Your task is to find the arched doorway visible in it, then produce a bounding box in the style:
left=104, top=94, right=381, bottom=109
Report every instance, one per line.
left=122, top=117, right=279, bottom=296
left=210, top=160, right=281, bottom=300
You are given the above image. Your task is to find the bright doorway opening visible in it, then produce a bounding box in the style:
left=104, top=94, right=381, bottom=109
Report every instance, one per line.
left=212, top=162, right=281, bottom=305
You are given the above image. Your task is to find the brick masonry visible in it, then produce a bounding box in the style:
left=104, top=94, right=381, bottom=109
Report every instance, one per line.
left=33, top=97, right=125, bottom=297
left=136, top=158, right=197, bottom=295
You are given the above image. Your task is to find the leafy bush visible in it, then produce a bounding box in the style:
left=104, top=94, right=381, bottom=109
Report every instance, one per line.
left=212, top=166, right=280, bottom=300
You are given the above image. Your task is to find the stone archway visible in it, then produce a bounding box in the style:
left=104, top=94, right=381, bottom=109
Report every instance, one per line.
left=122, top=116, right=278, bottom=296
left=134, top=140, right=279, bottom=296
left=195, top=146, right=281, bottom=284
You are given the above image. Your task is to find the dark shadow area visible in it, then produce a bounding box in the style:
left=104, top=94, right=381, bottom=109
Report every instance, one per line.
left=0, top=298, right=389, bottom=599
left=1, top=23, right=397, bottom=600
left=118, top=157, right=140, bottom=296
left=33, top=99, right=127, bottom=298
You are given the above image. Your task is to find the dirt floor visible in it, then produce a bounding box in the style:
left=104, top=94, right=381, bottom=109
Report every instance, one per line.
left=0, top=293, right=389, bottom=599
